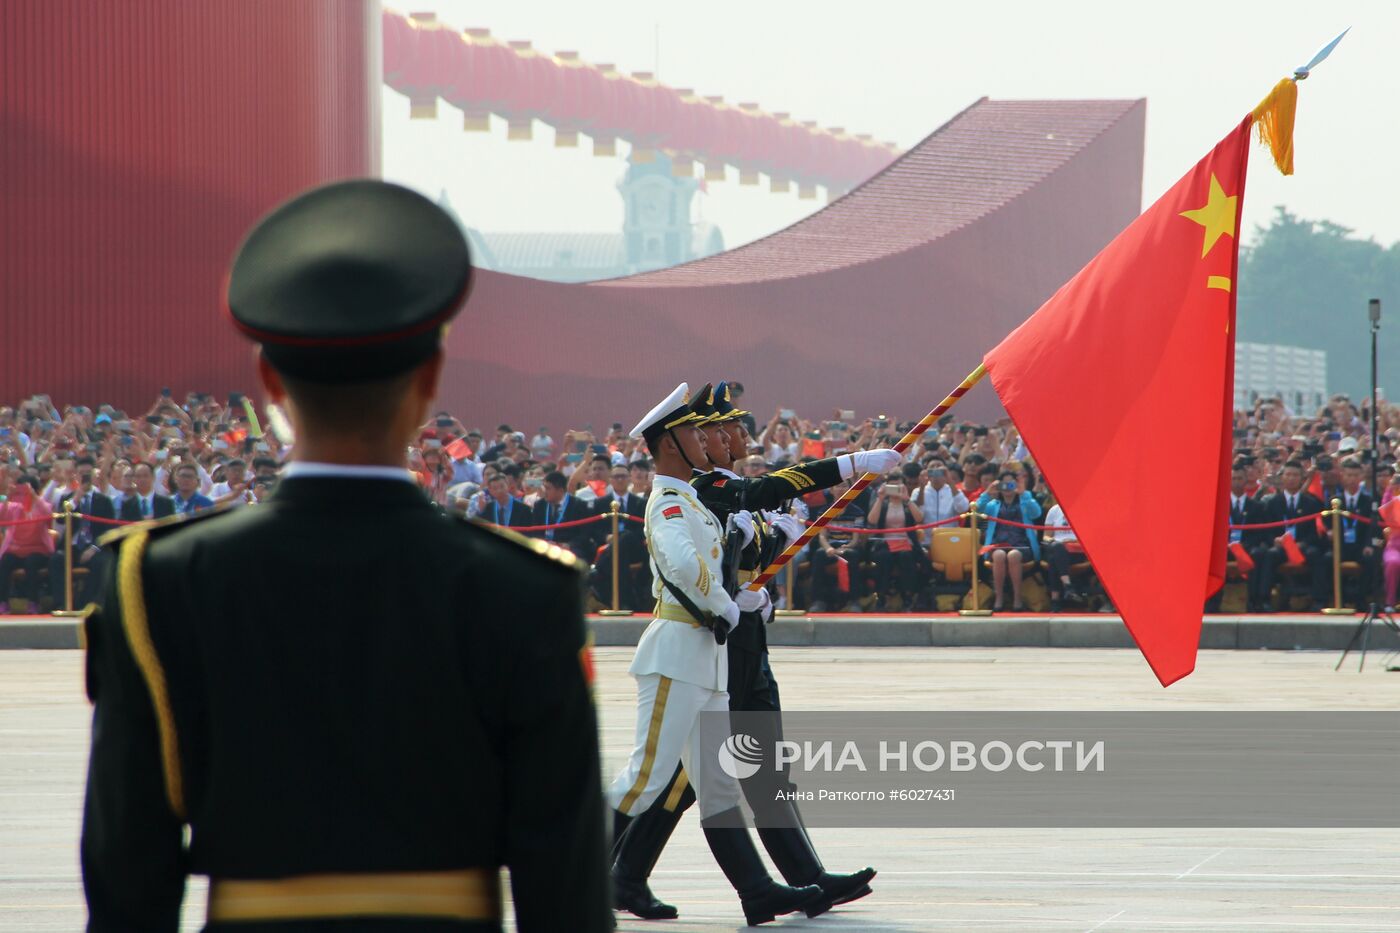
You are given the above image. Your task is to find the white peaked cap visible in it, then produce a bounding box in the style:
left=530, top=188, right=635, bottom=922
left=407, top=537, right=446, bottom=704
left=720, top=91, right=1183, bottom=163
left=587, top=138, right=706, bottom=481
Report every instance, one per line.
left=630, top=382, right=701, bottom=441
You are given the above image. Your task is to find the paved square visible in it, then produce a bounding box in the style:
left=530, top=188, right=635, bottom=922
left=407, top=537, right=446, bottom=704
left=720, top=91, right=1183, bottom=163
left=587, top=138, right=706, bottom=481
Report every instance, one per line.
left=4, top=646, right=1399, bottom=930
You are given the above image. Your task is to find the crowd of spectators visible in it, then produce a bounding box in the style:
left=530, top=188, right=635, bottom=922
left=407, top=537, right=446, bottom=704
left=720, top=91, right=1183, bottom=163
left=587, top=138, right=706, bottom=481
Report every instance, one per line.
left=6, top=384, right=1400, bottom=616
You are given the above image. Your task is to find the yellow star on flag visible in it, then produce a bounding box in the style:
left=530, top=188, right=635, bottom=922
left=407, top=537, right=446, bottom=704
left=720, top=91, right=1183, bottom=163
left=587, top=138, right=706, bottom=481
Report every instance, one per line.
left=1180, top=173, right=1238, bottom=258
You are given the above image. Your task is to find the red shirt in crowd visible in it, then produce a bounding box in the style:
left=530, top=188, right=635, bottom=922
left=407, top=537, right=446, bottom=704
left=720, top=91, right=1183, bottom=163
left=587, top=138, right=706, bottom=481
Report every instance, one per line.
left=0, top=495, right=55, bottom=558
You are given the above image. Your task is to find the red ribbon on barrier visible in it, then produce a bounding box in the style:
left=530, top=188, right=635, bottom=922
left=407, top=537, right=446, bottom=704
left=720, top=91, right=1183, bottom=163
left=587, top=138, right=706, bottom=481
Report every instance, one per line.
left=80, top=514, right=138, bottom=526
left=481, top=512, right=610, bottom=533
left=826, top=514, right=968, bottom=534
left=0, top=515, right=53, bottom=528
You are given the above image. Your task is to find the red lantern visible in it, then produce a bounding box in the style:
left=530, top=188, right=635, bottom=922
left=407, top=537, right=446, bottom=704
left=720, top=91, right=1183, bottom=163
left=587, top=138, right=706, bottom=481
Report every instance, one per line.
left=590, top=63, right=626, bottom=156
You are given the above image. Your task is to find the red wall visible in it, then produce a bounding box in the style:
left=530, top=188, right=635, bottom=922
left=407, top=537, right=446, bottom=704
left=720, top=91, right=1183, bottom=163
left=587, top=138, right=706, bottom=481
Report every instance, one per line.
left=0, top=0, right=380, bottom=412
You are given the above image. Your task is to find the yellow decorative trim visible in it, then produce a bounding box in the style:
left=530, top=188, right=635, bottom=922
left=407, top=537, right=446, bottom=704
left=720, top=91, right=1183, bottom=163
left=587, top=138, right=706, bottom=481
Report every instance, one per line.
left=468, top=519, right=585, bottom=570
left=207, top=869, right=499, bottom=923
left=117, top=531, right=185, bottom=820
left=769, top=467, right=817, bottom=491
left=619, top=676, right=671, bottom=814
left=663, top=411, right=702, bottom=430
left=654, top=602, right=704, bottom=626
left=77, top=602, right=97, bottom=650
left=696, top=558, right=711, bottom=595
left=663, top=769, right=690, bottom=812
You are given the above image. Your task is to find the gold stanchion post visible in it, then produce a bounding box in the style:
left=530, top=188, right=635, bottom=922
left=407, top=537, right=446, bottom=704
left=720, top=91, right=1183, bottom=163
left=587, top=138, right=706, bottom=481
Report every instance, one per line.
left=1321, top=497, right=1352, bottom=615
left=774, top=507, right=807, bottom=617
left=597, top=500, right=632, bottom=616
left=959, top=509, right=992, bottom=617
left=52, top=499, right=85, bottom=618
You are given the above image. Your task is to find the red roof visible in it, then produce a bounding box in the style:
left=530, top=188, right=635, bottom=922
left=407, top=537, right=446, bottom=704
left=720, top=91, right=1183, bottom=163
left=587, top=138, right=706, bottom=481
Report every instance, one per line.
left=603, top=98, right=1144, bottom=287
left=442, top=97, right=1146, bottom=431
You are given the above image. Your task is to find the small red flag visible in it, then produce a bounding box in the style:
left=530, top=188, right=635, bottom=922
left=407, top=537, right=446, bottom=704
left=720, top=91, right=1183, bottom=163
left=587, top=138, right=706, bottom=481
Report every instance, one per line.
left=1278, top=532, right=1306, bottom=567
left=662, top=506, right=682, bottom=520
left=835, top=556, right=850, bottom=593
left=444, top=436, right=471, bottom=460
left=984, top=117, right=1252, bottom=686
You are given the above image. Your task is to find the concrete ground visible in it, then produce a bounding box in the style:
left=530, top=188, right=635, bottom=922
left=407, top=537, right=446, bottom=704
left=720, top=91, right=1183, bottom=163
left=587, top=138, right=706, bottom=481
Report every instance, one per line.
left=3, top=646, right=1400, bottom=931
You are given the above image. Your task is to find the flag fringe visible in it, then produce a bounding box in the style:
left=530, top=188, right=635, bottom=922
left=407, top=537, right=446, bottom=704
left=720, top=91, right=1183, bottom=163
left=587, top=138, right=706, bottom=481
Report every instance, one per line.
left=1250, top=78, right=1297, bottom=176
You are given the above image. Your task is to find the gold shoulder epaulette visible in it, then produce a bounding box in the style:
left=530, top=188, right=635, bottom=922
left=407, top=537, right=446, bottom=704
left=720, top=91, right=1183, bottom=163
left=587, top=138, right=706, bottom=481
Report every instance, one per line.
left=97, top=504, right=240, bottom=548
left=463, top=517, right=586, bottom=571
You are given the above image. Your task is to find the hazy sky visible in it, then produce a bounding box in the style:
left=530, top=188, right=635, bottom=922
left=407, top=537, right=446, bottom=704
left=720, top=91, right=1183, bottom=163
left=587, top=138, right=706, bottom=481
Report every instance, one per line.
left=381, top=0, right=1398, bottom=252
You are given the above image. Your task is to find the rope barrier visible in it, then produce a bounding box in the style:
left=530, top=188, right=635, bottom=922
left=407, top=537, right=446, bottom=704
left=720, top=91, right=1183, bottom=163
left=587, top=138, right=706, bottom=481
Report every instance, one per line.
left=82, top=514, right=137, bottom=526
left=827, top=514, right=967, bottom=534
left=0, top=515, right=54, bottom=528
left=480, top=512, right=611, bottom=533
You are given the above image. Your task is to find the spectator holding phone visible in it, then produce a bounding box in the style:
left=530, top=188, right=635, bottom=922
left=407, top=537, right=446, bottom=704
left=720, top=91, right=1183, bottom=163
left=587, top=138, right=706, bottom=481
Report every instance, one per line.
left=865, top=472, right=924, bottom=611
left=567, top=453, right=611, bottom=503
left=0, top=477, right=54, bottom=613
left=917, top=458, right=969, bottom=544
left=979, top=470, right=1042, bottom=612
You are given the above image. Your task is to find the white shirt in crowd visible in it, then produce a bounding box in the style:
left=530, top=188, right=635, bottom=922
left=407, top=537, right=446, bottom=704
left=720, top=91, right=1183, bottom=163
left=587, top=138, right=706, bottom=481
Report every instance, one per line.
left=915, top=482, right=969, bottom=542
left=1044, top=504, right=1076, bottom=543
left=156, top=461, right=214, bottom=495
left=766, top=441, right=797, bottom=462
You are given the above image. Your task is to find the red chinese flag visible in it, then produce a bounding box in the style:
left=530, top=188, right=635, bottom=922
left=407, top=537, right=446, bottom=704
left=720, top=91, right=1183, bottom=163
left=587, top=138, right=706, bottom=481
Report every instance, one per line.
left=984, top=117, right=1252, bottom=686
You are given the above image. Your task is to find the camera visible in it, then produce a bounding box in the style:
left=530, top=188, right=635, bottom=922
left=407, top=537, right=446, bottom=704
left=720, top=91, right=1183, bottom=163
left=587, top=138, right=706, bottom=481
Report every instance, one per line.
left=1001, top=480, right=1018, bottom=491
left=780, top=408, right=795, bottom=421
left=874, top=415, right=890, bottom=429
left=436, top=417, right=453, bottom=429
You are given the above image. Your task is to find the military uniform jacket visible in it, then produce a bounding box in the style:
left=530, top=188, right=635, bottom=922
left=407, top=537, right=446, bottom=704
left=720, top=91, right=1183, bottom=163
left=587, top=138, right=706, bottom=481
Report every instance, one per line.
left=630, top=474, right=735, bottom=692
left=80, top=475, right=610, bottom=932
left=691, top=458, right=844, bottom=654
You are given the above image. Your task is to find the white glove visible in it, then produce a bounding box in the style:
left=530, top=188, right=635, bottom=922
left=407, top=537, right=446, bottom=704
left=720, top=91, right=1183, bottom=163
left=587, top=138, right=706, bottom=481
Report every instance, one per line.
left=735, top=585, right=773, bottom=622
left=720, top=601, right=741, bottom=631
left=841, top=448, right=903, bottom=479
left=764, top=510, right=804, bottom=548
left=725, top=509, right=756, bottom=548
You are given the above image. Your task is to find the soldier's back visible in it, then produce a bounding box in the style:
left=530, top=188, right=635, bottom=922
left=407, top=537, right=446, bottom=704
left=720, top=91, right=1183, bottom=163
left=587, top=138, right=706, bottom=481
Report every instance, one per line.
left=85, top=474, right=608, bottom=930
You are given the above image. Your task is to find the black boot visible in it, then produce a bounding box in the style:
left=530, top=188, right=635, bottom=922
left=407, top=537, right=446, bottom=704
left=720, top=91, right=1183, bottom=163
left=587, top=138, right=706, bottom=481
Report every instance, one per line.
left=612, top=776, right=695, bottom=920
left=756, top=798, right=875, bottom=916
left=703, top=808, right=823, bottom=925
left=611, top=808, right=633, bottom=857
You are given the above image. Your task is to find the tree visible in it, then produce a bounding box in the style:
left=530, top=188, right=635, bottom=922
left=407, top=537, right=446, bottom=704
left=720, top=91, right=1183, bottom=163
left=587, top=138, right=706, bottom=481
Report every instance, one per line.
left=1238, top=207, right=1400, bottom=400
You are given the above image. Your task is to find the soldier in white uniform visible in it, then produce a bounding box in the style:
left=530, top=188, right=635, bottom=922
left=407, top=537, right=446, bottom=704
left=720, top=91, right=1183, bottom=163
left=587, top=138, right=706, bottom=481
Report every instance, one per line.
left=607, top=383, right=824, bottom=926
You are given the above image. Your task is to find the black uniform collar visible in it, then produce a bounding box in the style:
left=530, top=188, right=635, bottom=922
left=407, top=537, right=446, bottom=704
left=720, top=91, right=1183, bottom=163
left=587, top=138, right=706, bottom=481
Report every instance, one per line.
left=269, top=475, right=433, bottom=508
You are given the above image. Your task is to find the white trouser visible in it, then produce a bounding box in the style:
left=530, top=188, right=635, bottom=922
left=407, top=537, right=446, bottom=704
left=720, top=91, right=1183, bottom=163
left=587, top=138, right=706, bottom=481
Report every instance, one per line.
left=608, top=673, right=741, bottom=819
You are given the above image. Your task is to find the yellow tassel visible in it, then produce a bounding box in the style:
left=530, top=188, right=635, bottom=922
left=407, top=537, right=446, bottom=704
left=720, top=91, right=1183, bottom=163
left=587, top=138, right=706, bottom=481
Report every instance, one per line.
left=1250, top=77, right=1297, bottom=176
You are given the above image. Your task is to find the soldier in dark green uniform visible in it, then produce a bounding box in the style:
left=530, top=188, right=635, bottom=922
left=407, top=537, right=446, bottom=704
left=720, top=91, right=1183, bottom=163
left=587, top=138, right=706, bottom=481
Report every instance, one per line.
left=80, top=180, right=611, bottom=932
left=611, top=382, right=897, bottom=920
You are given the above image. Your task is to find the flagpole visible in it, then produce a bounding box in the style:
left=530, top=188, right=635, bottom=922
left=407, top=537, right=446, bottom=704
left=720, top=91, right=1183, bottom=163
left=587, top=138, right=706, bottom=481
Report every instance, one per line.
left=745, top=363, right=989, bottom=590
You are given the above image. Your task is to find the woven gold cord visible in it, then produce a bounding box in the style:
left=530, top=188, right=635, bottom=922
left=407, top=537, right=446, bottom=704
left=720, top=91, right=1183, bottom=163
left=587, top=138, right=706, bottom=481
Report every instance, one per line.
left=118, top=531, right=186, bottom=820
